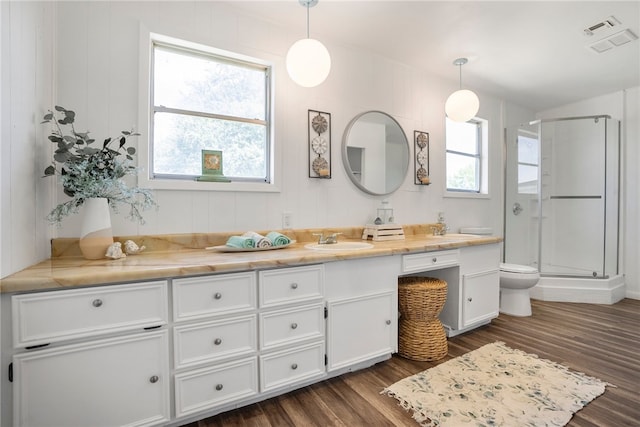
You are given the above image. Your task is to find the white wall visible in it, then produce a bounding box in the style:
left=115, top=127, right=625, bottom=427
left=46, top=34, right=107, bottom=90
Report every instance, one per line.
left=539, top=88, right=640, bottom=299
left=18, top=1, right=637, bottom=281
left=36, top=1, right=504, bottom=246
left=0, top=1, right=55, bottom=278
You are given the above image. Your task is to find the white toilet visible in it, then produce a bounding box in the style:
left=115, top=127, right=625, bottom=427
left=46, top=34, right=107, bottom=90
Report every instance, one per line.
left=459, top=227, right=540, bottom=317
left=498, top=263, right=540, bottom=316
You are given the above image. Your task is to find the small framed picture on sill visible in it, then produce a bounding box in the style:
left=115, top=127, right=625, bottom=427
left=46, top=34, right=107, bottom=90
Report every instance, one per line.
left=197, top=149, right=230, bottom=182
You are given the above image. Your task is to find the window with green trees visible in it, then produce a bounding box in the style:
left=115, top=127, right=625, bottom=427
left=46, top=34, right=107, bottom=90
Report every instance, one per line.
left=151, top=41, right=271, bottom=182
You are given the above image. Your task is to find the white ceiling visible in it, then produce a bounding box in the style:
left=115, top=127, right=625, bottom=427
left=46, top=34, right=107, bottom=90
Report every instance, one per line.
left=226, top=1, right=640, bottom=111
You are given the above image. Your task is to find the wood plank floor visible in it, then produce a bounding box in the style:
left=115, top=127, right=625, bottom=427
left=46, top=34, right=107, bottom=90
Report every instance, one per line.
left=185, top=298, right=640, bottom=427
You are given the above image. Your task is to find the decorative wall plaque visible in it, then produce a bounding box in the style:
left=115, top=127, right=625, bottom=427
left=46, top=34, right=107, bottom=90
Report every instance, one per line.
left=308, top=110, right=331, bottom=178
left=414, top=131, right=430, bottom=185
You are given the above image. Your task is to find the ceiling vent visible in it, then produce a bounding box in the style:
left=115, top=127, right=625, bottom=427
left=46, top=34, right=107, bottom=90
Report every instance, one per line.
left=587, top=29, right=639, bottom=53
left=583, top=16, right=620, bottom=36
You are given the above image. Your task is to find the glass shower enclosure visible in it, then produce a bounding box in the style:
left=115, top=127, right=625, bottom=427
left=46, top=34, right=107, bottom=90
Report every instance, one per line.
left=504, top=115, right=620, bottom=279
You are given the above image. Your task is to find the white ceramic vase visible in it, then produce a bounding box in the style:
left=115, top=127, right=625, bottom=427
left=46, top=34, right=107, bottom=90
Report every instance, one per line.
left=79, top=198, right=114, bottom=259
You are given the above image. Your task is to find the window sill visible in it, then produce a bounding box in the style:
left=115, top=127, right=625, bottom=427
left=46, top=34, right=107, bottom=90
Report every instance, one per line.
left=139, top=177, right=281, bottom=193
left=444, top=191, right=490, bottom=199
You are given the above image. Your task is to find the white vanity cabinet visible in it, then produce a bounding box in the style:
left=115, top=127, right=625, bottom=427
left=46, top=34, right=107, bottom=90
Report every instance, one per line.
left=172, top=265, right=326, bottom=420
left=458, top=244, right=500, bottom=330
left=324, top=257, right=400, bottom=373
left=10, top=281, right=170, bottom=427
left=172, top=272, right=259, bottom=418
left=433, top=244, right=500, bottom=336
left=257, top=265, right=326, bottom=392
left=401, top=244, right=500, bottom=337
left=1, top=237, right=503, bottom=427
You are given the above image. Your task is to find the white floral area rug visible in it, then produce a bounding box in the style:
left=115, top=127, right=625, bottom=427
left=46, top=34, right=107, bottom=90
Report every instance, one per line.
left=382, top=341, right=611, bottom=427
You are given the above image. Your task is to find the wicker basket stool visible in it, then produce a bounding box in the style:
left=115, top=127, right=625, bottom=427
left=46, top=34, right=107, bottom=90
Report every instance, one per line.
left=398, top=276, right=448, bottom=361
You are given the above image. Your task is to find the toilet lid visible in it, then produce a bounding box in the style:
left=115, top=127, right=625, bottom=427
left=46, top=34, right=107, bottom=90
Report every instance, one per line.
left=500, top=263, right=538, bottom=274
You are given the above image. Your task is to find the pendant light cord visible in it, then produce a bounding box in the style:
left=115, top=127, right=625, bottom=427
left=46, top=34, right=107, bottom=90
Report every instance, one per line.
left=458, top=63, right=462, bottom=90
left=306, top=3, right=310, bottom=38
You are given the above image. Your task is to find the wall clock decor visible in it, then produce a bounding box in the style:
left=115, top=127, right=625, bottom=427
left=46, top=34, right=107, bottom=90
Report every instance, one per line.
left=308, top=110, right=331, bottom=178
left=414, top=131, right=430, bottom=185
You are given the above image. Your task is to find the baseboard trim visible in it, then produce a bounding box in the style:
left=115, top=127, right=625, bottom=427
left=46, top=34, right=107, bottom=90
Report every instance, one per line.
left=530, top=274, right=625, bottom=304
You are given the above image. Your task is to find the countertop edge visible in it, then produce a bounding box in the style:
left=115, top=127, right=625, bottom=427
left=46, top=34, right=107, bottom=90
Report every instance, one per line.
left=0, top=235, right=502, bottom=294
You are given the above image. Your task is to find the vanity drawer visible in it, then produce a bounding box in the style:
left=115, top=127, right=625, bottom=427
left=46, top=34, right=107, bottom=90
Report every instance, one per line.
left=174, top=314, right=257, bottom=369
left=174, top=356, right=258, bottom=418
left=173, top=272, right=257, bottom=322
left=12, top=281, right=168, bottom=348
left=259, top=341, right=325, bottom=393
left=259, top=265, right=324, bottom=308
left=402, top=250, right=460, bottom=274
left=259, top=303, right=324, bottom=351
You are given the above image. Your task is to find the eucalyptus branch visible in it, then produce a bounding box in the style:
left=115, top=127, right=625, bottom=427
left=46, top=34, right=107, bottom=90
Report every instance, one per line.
left=42, top=106, right=157, bottom=225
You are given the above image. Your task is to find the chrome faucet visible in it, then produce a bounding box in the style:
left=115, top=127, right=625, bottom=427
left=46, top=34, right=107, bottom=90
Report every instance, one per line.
left=313, top=232, right=342, bottom=244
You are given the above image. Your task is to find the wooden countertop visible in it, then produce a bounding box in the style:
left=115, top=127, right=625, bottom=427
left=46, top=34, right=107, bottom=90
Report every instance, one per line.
left=0, top=225, right=502, bottom=294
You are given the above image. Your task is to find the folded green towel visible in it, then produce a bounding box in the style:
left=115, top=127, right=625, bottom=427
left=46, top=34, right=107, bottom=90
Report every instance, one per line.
left=242, top=231, right=273, bottom=248
left=226, top=235, right=256, bottom=249
left=266, top=231, right=291, bottom=247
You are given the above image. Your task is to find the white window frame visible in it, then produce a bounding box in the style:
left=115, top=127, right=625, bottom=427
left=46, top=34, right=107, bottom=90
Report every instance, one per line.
left=137, top=29, right=278, bottom=192
left=445, top=117, right=489, bottom=198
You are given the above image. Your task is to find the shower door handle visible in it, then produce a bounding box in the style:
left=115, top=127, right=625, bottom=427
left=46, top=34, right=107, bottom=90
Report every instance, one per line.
left=512, top=202, right=523, bottom=215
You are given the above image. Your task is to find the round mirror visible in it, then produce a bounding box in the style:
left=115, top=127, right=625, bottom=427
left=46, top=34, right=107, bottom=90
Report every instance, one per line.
left=342, top=111, right=410, bottom=196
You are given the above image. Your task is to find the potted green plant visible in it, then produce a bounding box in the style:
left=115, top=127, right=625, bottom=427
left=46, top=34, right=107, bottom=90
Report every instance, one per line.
left=42, top=106, right=157, bottom=258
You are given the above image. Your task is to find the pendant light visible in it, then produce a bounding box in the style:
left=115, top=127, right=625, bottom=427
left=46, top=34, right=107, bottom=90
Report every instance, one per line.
left=445, top=58, right=479, bottom=122
left=286, top=0, right=331, bottom=87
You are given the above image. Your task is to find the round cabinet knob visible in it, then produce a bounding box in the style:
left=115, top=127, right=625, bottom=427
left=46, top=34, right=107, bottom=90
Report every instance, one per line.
left=290, top=282, right=298, bottom=289
left=291, top=363, right=298, bottom=370
left=149, top=375, right=159, bottom=384
left=213, top=292, right=222, bottom=300
left=386, top=319, right=391, bottom=325
left=291, top=323, right=298, bottom=330
left=214, top=338, right=222, bottom=345
left=467, top=297, right=473, bottom=302
left=92, top=299, right=103, bottom=308
left=215, top=384, right=223, bottom=391
left=432, top=257, right=437, bottom=263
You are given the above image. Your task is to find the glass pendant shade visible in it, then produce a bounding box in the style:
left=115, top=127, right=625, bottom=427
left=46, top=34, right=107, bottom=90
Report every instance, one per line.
left=445, top=89, right=479, bottom=122
left=286, top=38, right=331, bottom=87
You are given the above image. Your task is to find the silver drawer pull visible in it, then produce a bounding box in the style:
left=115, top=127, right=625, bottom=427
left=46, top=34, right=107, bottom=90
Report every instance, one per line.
left=432, top=257, right=437, bottom=263
left=290, top=323, right=298, bottom=330
left=92, top=299, right=103, bottom=308
left=290, top=282, right=298, bottom=289
left=291, top=363, right=298, bottom=370
left=213, top=292, right=222, bottom=300
left=214, top=338, right=222, bottom=345
left=149, top=375, right=159, bottom=384
left=215, top=384, right=223, bottom=391
left=386, top=319, right=391, bottom=325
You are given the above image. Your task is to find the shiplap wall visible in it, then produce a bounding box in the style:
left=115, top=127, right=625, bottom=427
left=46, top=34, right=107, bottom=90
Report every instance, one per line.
left=2, top=1, right=638, bottom=298
left=0, top=1, right=55, bottom=278
left=48, top=1, right=506, bottom=240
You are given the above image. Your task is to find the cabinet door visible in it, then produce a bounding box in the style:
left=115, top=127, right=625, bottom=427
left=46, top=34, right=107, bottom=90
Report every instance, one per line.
left=326, top=291, right=395, bottom=372
left=13, top=330, right=170, bottom=427
left=462, top=270, right=500, bottom=328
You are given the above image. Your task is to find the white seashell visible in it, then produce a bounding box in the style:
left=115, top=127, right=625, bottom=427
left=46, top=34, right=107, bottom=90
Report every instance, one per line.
left=105, top=242, right=126, bottom=259
left=124, top=240, right=146, bottom=255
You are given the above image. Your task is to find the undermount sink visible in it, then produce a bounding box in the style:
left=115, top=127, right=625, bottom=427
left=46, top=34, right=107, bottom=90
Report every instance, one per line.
left=304, top=242, right=374, bottom=251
